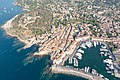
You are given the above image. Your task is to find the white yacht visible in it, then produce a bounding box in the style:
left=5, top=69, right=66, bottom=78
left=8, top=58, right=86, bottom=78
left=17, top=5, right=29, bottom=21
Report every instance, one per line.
left=93, top=41, right=97, bottom=47
left=86, top=41, right=93, bottom=48
left=4, top=7, right=6, bottom=10
left=104, top=78, right=109, bottom=80
left=75, top=52, right=82, bottom=60
left=68, top=57, right=72, bottom=64
left=107, top=71, right=112, bottom=74
left=80, top=43, right=87, bottom=49
left=96, top=41, right=99, bottom=45
left=77, top=49, right=84, bottom=54
left=73, top=58, right=78, bottom=67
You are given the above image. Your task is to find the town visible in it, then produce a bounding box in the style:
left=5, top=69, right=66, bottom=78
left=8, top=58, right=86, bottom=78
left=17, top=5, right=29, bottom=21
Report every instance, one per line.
left=2, top=0, right=120, bottom=80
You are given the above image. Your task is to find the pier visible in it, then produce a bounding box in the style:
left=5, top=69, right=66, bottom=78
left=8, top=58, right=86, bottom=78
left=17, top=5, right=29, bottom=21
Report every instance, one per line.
left=51, top=65, right=104, bottom=80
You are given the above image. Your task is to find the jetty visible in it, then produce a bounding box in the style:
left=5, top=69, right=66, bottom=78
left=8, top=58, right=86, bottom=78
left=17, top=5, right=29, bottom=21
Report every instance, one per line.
left=51, top=65, right=104, bottom=80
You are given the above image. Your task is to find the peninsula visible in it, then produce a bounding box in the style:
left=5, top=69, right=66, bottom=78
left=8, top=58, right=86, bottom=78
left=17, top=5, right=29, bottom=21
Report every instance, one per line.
left=2, top=0, right=120, bottom=80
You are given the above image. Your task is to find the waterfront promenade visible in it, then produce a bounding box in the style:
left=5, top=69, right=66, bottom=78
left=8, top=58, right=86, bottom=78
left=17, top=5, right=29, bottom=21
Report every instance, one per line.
left=51, top=65, right=104, bottom=80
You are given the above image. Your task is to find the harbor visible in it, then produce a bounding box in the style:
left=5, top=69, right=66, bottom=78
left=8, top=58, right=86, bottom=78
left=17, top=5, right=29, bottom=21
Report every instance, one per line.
left=1, top=0, right=120, bottom=80
left=64, top=40, right=119, bottom=80
left=51, top=65, right=104, bottom=80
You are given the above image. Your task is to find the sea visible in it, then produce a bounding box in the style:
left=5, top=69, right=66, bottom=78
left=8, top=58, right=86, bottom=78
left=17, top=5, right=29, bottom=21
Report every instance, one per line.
left=0, top=0, right=86, bottom=80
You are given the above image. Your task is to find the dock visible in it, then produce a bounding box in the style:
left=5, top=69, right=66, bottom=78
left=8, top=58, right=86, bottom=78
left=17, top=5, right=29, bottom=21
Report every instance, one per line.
left=51, top=65, right=104, bottom=80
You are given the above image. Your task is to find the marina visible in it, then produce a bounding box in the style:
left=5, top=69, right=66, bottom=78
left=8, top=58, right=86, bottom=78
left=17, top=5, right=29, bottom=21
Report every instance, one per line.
left=64, top=41, right=119, bottom=80
left=0, top=0, right=119, bottom=80
left=73, top=58, right=78, bottom=67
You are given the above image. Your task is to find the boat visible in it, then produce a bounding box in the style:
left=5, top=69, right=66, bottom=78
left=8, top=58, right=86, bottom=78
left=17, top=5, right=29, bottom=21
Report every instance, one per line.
left=106, top=64, right=110, bottom=67
left=103, top=59, right=113, bottom=64
left=100, top=52, right=104, bottom=54
left=100, top=48, right=108, bottom=51
left=68, top=57, right=72, bottom=64
left=107, top=71, right=112, bottom=74
left=80, top=43, right=87, bottom=49
left=104, top=53, right=107, bottom=57
left=101, top=45, right=107, bottom=49
left=75, top=52, right=82, bottom=60
left=108, top=55, right=112, bottom=59
left=99, top=74, right=104, bottom=78
left=84, top=67, right=87, bottom=72
left=104, top=78, right=109, bottom=80
left=4, top=7, right=6, bottom=9
left=100, top=54, right=103, bottom=57
left=73, top=58, right=78, bottom=67
left=109, top=65, right=114, bottom=70
left=91, top=69, right=97, bottom=75
left=86, top=41, right=93, bottom=48
left=96, top=41, right=99, bottom=45
left=106, top=67, right=109, bottom=70
left=111, top=73, right=115, bottom=76
left=86, top=67, right=90, bottom=73
left=93, top=41, right=97, bottom=47
left=77, top=49, right=84, bottom=54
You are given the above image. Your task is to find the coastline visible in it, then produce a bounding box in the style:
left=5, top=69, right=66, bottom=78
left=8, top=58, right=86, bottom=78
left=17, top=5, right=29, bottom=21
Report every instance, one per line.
left=1, top=15, right=33, bottom=49
left=0, top=1, right=119, bottom=80
left=13, top=1, right=30, bottom=12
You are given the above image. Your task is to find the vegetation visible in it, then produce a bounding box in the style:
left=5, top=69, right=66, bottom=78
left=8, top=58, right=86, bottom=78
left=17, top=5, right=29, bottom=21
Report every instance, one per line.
left=12, top=0, right=53, bottom=38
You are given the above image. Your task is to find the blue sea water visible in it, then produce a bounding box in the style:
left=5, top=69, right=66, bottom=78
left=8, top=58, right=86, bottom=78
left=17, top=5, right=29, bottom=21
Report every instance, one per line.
left=0, top=0, right=23, bottom=24
left=0, top=0, right=86, bottom=80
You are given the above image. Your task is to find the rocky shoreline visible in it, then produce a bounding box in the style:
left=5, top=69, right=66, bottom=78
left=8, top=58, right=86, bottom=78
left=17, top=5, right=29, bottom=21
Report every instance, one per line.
left=1, top=15, right=34, bottom=49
